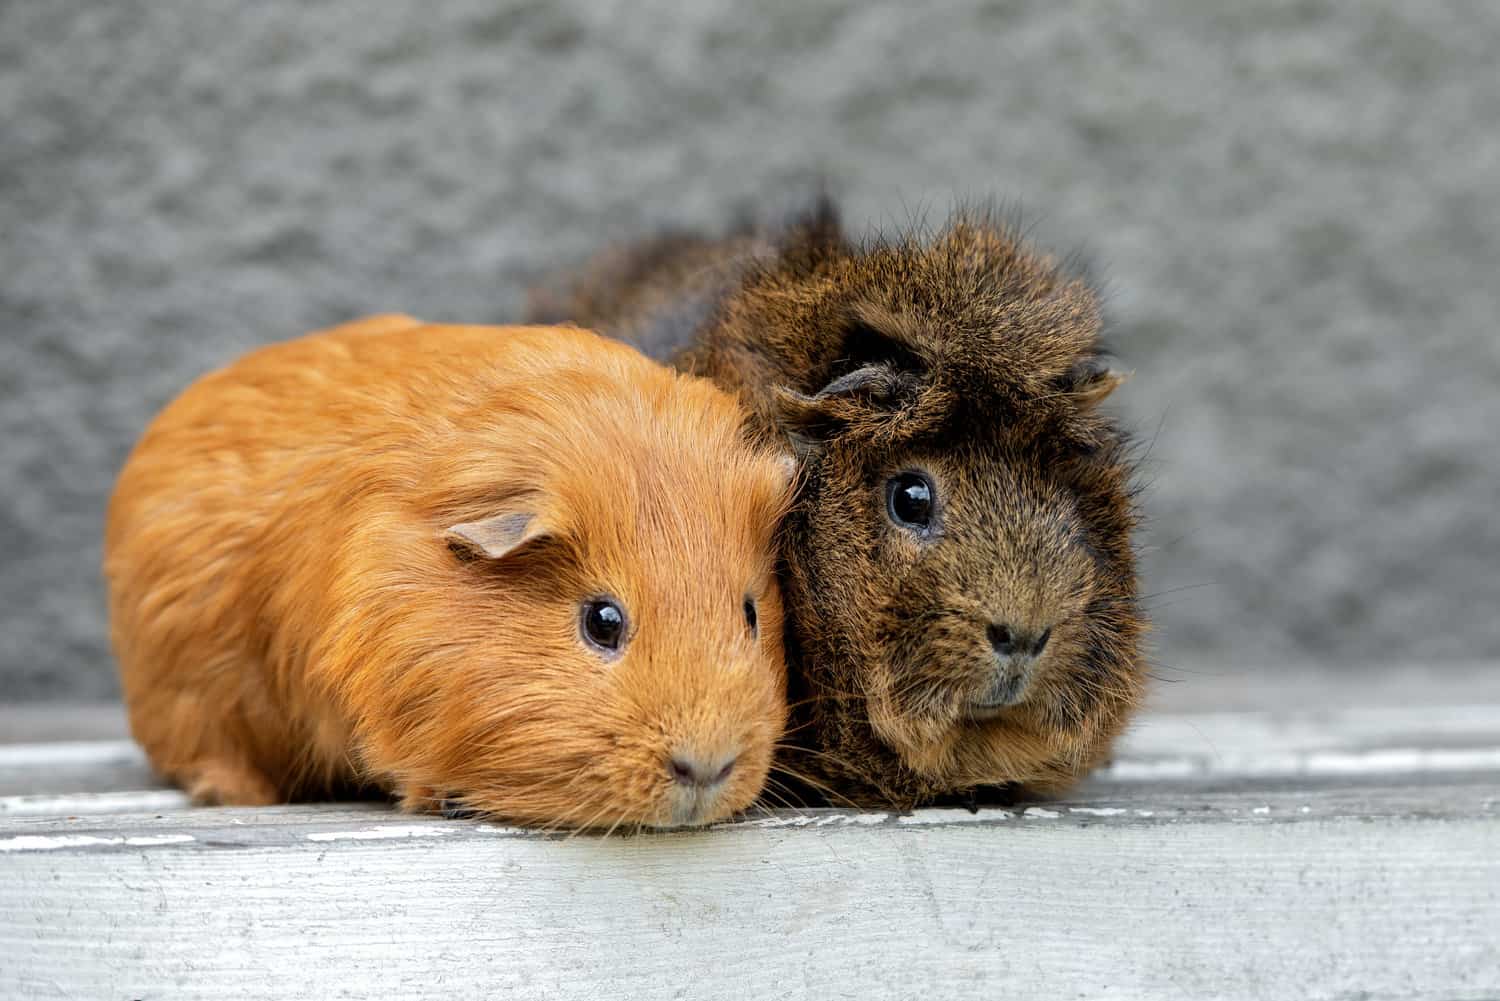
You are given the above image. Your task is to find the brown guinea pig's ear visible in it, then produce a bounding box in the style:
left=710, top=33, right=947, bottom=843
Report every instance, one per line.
left=771, top=314, right=933, bottom=449
left=771, top=364, right=924, bottom=446
left=1064, top=357, right=1130, bottom=407
left=443, top=509, right=552, bottom=561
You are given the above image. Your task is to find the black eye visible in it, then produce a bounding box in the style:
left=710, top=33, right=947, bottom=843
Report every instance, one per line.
left=743, top=596, right=758, bottom=636
left=580, top=598, right=627, bottom=654
left=886, top=472, right=935, bottom=531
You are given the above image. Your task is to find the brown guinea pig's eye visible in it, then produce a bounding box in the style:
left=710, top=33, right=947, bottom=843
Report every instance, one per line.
left=886, top=471, right=935, bottom=532
left=743, top=596, right=758, bottom=637
left=580, top=597, right=627, bottom=654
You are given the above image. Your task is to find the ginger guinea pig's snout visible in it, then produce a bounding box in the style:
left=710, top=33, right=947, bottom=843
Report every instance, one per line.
left=660, top=746, right=742, bottom=828
left=643, top=660, right=782, bottom=829
left=967, top=621, right=1055, bottom=719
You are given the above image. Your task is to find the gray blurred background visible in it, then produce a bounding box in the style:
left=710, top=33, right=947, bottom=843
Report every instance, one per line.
left=3, top=0, right=1497, bottom=701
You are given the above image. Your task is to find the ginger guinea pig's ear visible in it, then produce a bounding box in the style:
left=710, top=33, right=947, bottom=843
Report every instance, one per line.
left=443, top=508, right=552, bottom=561
left=774, top=452, right=799, bottom=490
left=1063, top=356, right=1130, bottom=408
left=768, top=452, right=801, bottom=505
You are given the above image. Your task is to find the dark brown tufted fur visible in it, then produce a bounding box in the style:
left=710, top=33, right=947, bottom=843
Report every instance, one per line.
left=528, top=201, right=1147, bottom=808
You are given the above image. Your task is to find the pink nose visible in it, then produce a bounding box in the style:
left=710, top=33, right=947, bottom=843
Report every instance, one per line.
left=668, top=753, right=737, bottom=789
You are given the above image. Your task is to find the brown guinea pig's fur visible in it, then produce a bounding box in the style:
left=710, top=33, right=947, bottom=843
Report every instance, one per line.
left=528, top=200, right=1147, bottom=809
left=104, top=316, right=793, bottom=829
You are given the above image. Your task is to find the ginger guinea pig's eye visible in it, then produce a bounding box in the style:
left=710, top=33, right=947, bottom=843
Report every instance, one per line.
left=743, top=595, right=758, bottom=637
left=580, top=597, right=627, bottom=655
left=886, top=471, right=935, bottom=533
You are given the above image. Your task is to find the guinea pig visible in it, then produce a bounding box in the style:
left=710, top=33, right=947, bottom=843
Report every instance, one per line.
left=527, top=200, right=1147, bottom=809
left=104, top=315, right=794, bottom=829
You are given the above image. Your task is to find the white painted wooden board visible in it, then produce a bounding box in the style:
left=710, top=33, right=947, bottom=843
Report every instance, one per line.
left=2, top=699, right=1498, bottom=1000
left=2, top=790, right=1497, bottom=1000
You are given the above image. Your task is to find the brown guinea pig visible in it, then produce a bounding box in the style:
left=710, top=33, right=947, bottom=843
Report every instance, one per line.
left=528, top=200, right=1148, bottom=809
left=104, top=315, right=794, bottom=829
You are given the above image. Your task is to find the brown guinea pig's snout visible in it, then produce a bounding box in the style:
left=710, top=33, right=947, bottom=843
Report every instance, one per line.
left=966, top=621, right=1055, bottom=719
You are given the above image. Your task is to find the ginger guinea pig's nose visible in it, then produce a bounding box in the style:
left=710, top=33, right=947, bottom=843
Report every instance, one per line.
left=667, top=750, right=737, bottom=790
left=971, top=622, right=1054, bottom=715
left=660, top=747, right=742, bottom=828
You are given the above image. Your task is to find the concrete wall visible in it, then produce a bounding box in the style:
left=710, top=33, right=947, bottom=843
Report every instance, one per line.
left=3, top=1, right=1497, bottom=698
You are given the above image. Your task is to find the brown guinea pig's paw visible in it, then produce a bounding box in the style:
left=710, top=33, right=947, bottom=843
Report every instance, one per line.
left=180, top=758, right=280, bottom=807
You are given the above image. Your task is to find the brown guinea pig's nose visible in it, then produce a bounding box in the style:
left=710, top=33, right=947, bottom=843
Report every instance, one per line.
left=987, top=622, right=1051, bottom=659
left=973, top=623, right=1054, bottom=710
left=668, top=751, right=737, bottom=789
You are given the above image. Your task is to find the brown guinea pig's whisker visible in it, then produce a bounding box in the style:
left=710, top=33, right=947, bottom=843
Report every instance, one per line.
left=804, top=679, right=873, bottom=701
left=772, top=745, right=876, bottom=795
left=767, top=760, right=864, bottom=810
left=1070, top=671, right=1140, bottom=700
left=772, top=742, right=871, bottom=779
left=754, top=777, right=800, bottom=811
left=773, top=715, right=824, bottom=741
left=782, top=691, right=867, bottom=714
left=772, top=771, right=862, bottom=812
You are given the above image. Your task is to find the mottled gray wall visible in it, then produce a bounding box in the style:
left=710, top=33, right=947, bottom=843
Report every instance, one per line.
left=3, top=1, right=1497, bottom=699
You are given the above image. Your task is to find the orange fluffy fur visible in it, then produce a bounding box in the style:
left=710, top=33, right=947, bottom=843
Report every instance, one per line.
left=104, top=316, right=792, bottom=829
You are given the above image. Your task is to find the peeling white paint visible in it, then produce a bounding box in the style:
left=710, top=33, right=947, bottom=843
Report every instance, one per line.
left=1069, top=807, right=1128, bottom=817
left=1023, top=808, right=1061, bottom=820
left=842, top=812, right=891, bottom=826
left=305, top=826, right=456, bottom=843
left=473, top=823, right=529, bottom=836
left=737, top=814, right=818, bottom=829
left=897, top=809, right=1014, bottom=826
left=1104, top=746, right=1500, bottom=781
left=733, top=812, right=891, bottom=829
left=0, top=833, right=195, bottom=852
left=0, top=790, right=192, bottom=817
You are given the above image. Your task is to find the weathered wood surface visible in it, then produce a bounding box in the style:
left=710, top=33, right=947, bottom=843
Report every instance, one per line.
left=2, top=695, right=1498, bottom=1000
left=2, top=786, right=1497, bottom=1000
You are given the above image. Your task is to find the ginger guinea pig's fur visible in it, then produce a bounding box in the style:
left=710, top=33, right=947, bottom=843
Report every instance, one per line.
left=104, top=316, right=793, bottom=829
left=528, top=201, right=1147, bottom=808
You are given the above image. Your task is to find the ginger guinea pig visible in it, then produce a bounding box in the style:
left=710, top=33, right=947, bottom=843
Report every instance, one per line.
left=104, top=315, right=793, bottom=829
left=528, top=201, right=1147, bottom=809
